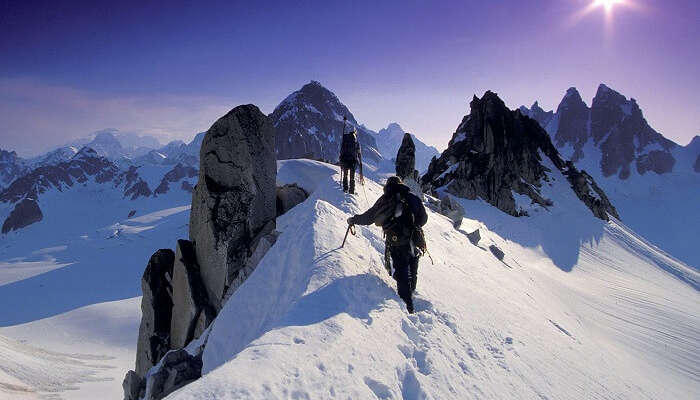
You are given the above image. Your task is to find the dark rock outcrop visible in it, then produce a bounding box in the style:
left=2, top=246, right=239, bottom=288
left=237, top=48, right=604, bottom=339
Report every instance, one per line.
left=695, top=154, right=700, bottom=173
left=422, top=91, right=618, bottom=221
left=189, top=104, right=277, bottom=310
left=276, top=184, right=308, bottom=217
left=2, top=198, right=43, bottom=233
left=395, top=133, right=416, bottom=180
left=125, top=104, right=280, bottom=400
left=438, top=193, right=464, bottom=229
left=126, top=249, right=176, bottom=400
left=0, top=149, right=27, bottom=189
left=142, top=349, right=203, bottom=400
left=519, top=101, right=554, bottom=131
left=270, top=81, right=382, bottom=164
left=375, top=123, right=439, bottom=173
left=466, top=229, right=481, bottom=246
left=547, top=84, right=677, bottom=179
left=489, top=245, right=505, bottom=261
left=170, top=240, right=215, bottom=349
left=153, top=164, right=198, bottom=196
left=553, top=88, right=590, bottom=161
left=636, top=150, right=676, bottom=175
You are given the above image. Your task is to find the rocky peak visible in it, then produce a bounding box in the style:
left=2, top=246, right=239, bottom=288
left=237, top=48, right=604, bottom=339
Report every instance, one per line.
left=270, top=81, right=381, bottom=163
left=422, top=90, right=618, bottom=221
left=520, top=101, right=554, bottom=130
left=590, top=84, right=676, bottom=178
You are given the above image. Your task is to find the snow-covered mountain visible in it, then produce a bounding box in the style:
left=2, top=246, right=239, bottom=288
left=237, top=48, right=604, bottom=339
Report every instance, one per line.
left=520, top=84, right=700, bottom=267
left=270, top=81, right=383, bottom=165
left=1, top=157, right=697, bottom=399
left=374, top=123, right=440, bottom=173
left=423, top=91, right=617, bottom=223
left=67, top=129, right=162, bottom=159
left=0, top=147, right=198, bottom=234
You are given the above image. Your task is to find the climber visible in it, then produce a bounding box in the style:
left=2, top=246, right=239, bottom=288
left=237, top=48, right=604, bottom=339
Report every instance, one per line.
left=347, top=176, right=428, bottom=313
left=339, top=127, right=363, bottom=194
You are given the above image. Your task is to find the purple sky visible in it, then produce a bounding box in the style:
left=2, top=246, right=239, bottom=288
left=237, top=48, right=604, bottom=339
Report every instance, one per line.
left=1, top=0, right=698, bottom=156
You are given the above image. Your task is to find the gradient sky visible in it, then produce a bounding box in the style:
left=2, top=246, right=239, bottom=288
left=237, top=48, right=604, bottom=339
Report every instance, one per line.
left=1, top=0, right=698, bottom=156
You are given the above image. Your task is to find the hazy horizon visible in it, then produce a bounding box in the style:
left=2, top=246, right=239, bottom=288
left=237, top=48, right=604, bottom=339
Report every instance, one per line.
left=2, top=0, right=698, bottom=156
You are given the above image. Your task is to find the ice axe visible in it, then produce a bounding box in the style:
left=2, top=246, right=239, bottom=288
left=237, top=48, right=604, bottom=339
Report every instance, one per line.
left=341, top=223, right=356, bottom=248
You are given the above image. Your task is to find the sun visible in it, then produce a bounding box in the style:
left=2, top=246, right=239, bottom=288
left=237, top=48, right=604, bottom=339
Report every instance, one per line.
left=593, top=0, right=625, bottom=13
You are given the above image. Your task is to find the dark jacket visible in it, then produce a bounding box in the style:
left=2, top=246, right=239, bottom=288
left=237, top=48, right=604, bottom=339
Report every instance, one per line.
left=353, top=182, right=410, bottom=227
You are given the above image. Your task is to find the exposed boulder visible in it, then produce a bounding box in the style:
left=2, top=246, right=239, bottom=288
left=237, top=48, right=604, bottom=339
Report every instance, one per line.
left=489, top=245, right=505, bottom=261
left=438, top=193, right=464, bottom=229
left=422, top=90, right=618, bottom=221
left=466, top=229, right=481, bottom=246
left=2, top=198, right=43, bottom=233
left=170, top=240, right=216, bottom=349
left=276, top=184, right=308, bottom=217
left=189, top=104, right=277, bottom=310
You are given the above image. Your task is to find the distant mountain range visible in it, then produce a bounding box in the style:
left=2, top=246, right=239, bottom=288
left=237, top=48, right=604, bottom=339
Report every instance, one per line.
left=520, top=84, right=699, bottom=267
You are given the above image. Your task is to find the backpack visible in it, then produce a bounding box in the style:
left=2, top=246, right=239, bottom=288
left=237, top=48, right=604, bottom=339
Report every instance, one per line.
left=340, top=133, right=358, bottom=164
left=383, top=191, right=428, bottom=251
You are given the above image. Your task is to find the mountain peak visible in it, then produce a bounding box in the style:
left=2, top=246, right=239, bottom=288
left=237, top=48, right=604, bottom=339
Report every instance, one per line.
left=72, top=146, right=100, bottom=160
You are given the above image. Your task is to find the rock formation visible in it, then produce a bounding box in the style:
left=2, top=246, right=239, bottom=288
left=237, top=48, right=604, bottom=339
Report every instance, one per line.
left=422, top=91, right=618, bottom=221
left=374, top=123, right=440, bottom=173
left=124, top=104, right=278, bottom=400
left=189, top=104, right=277, bottom=310
left=395, top=133, right=416, bottom=180
left=1, top=198, right=43, bottom=233
left=128, top=249, right=175, bottom=399
left=276, top=184, right=308, bottom=217
left=269, top=81, right=382, bottom=164
left=169, top=240, right=216, bottom=349
left=153, top=164, right=198, bottom=196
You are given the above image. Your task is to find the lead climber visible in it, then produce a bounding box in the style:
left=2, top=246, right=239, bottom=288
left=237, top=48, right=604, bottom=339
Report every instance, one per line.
left=347, top=176, right=428, bottom=313
left=339, top=126, right=363, bottom=194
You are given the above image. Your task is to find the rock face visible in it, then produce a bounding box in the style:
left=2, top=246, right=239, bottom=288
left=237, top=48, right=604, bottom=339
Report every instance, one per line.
left=438, top=193, right=464, bottom=228
left=395, top=133, right=416, bottom=180
left=170, top=240, right=216, bottom=349
left=519, top=101, right=555, bottom=133
left=422, top=91, right=618, bottom=221
left=0, top=149, right=27, bottom=189
left=134, top=250, right=175, bottom=390
left=125, top=104, right=280, bottom=399
left=2, top=198, right=43, bottom=233
left=276, top=184, right=308, bottom=217
left=189, top=104, right=277, bottom=310
left=269, top=81, right=382, bottom=165
left=552, top=88, right=590, bottom=162
left=374, top=123, right=439, bottom=173
left=153, top=164, right=198, bottom=196
left=142, top=349, right=203, bottom=400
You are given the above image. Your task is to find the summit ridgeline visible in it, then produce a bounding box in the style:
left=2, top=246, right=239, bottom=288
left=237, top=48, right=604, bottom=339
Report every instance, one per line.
left=422, top=91, right=618, bottom=221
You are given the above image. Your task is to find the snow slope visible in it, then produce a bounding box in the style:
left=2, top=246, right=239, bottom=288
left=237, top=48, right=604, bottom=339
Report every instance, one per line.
left=0, top=195, right=191, bottom=399
left=168, top=159, right=699, bottom=400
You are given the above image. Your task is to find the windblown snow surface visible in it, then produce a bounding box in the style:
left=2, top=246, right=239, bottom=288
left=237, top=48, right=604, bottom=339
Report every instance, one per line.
left=0, top=159, right=697, bottom=399
left=169, top=160, right=699, bottom=400
left=0, top=184, right=191, bottom=399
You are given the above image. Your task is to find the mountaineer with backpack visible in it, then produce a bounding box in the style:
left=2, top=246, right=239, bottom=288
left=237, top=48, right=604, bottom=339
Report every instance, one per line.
left=339, top=125, right=363, bottom=194
left=347, top=176, right=428, bottom=313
